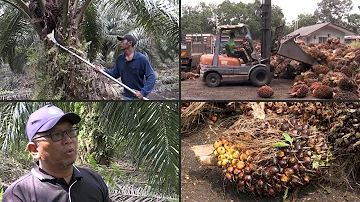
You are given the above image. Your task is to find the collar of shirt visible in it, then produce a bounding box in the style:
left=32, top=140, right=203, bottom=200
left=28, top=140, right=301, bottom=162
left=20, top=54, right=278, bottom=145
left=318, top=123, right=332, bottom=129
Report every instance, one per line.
left=31, top=162, right=83, bottom=183
left=120, top=51, right=139, bottom=61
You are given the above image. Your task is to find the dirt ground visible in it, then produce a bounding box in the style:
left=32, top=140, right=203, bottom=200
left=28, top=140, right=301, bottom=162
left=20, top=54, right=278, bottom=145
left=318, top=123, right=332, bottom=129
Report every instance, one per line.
left=0, top=67, right=178, bottom=100
left=181, top=77, right=319, bottom=101
left=181, top=118, right=360, bottom=202
left=148, top=83, right=179, bottom=100
left=148, top=90, right=178, bottom=100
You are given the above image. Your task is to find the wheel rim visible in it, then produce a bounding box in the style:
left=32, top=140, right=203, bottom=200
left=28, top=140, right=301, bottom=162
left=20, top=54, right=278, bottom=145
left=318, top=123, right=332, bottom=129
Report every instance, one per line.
left=210, top=77, right=217, bottom=83
left=256, top=72, right=266, bottom=82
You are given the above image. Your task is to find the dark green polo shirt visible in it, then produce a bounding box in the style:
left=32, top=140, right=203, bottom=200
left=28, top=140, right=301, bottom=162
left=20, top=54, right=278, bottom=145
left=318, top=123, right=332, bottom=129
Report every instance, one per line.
left=2, top=163, right=111, bottom=202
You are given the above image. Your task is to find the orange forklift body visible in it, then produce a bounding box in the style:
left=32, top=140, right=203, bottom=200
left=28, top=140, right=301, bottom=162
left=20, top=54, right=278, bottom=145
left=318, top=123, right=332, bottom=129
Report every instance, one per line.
left=200, top=54, right=242, bottom=66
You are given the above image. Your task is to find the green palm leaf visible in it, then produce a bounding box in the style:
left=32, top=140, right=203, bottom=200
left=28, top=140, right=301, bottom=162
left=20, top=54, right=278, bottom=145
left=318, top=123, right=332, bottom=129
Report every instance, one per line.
left=0, top=102, right=42, bottom=152
left=81, top=3, right=102, bottom=62
left=107, top=0, right=179, bottom=62
left=99, top=102, right=179, bottom=194
left=0, top=4, right=34, bottom=73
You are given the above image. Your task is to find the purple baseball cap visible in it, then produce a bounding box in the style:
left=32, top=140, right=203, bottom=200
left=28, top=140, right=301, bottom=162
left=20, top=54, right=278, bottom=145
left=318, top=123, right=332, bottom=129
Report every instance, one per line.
left=26, top=104, right=81, bottom=141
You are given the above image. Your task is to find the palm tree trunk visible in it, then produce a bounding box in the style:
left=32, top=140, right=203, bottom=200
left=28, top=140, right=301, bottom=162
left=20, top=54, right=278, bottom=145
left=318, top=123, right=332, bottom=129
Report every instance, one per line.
left=16, top=0, right=123, bottom=99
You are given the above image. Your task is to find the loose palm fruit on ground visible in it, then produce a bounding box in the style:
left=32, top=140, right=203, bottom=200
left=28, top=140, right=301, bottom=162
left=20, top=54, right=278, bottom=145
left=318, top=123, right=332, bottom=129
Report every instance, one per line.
left=211, top=115, right=217, bottom=122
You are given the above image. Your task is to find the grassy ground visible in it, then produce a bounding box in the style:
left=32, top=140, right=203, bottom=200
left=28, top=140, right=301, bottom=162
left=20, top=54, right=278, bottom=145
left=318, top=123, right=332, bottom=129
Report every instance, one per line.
left=0, top=67, right=32, bottom=100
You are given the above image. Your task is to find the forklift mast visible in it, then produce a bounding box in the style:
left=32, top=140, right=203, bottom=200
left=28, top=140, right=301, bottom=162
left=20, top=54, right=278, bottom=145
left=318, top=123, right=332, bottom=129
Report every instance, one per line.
left=261, top=0, right=271, bottom=60
left=260, top=0, right=316, bottom=65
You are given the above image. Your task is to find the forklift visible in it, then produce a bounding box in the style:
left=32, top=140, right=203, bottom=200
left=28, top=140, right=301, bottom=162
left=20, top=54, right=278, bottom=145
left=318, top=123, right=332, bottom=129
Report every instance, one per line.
left=200, top=0, right=316, bottom=87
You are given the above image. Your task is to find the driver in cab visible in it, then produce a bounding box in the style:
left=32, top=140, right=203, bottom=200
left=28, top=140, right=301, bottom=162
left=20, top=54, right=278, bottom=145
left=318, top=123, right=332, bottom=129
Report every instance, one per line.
left=227, top=32, right=251, bottom=64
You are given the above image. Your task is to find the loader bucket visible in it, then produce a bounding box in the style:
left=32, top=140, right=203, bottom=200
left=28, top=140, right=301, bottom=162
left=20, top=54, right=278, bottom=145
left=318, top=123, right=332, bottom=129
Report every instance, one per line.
left=277, top=34, right=316, bottom=66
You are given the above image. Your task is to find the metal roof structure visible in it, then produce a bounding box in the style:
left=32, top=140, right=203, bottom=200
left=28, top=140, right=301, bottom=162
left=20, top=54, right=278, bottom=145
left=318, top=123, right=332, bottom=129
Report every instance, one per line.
left=287, top=22, right=356, bottom=37
left=218, top=24, right=248, bottom=29
left=345, top=35, right=360, bottom=40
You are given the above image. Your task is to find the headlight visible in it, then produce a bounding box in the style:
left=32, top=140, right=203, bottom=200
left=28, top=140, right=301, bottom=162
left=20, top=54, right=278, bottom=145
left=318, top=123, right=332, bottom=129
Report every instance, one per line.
left=181, top=59, right=189, bottom=64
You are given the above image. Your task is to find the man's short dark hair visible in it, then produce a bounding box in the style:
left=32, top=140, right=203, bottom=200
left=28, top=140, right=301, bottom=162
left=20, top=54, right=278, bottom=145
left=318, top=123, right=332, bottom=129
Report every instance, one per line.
left=230, top=32, right=235, bottom=38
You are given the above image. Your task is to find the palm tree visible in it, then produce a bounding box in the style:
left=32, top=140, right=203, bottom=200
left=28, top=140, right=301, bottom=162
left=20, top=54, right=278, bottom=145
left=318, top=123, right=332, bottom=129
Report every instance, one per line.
left=94, top=1, right=179, bottom=68
left=0, top=2, right=36, bottom=73
left=0, top=0, right=179, bottom=100
left=0, top=101, right=179, bottom=195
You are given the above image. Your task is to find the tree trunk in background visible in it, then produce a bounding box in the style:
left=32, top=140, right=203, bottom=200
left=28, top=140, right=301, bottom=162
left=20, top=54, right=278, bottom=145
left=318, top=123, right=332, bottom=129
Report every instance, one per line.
left=27, top=0, right=122, bottom=99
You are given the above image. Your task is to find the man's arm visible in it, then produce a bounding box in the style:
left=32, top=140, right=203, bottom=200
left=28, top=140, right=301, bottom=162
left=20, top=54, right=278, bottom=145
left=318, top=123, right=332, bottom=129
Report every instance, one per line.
left=95, top=57, right=121, bottom=79
left=140, top=58, right=156, bottom=97
left=103, top=64, right=120, bottom=79
left=228, top=39, right=245, bottom=50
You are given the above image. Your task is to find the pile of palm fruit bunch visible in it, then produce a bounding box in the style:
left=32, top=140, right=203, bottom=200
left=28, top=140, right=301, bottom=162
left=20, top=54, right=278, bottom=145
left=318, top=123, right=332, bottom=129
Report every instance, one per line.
left=212, top=115, right=331, bottom=196
left=218, top=102, right=355, bottom=130
left=270, top=55, right=307, bottom=79
left=228, top=102, right=335, bottom=127
left=324, top=102, right=360, bottom=185
left=182, top=102, right=360, bottom=189
left=274, top=38, right=360, bottom=99
left=239, top=102, right=356, bottom=136
left=213, top=102, right=360, bottom=192
left=329, top=102, right=360, bottom=152
left=249, top=38, right=360, bottom=99
left=182, top=102, right=360, bottom=150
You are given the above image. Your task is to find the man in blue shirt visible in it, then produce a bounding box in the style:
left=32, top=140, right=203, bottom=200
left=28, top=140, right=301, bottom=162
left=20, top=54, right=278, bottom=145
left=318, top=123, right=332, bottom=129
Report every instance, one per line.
left=96, top=34, right=156, bottom=100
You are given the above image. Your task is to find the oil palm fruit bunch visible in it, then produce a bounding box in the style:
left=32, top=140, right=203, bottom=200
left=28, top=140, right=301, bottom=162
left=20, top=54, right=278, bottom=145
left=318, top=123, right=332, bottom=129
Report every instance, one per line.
left=257, top=86, right=274, bottom=98
left=213, top=117, right=331, bottom=196
left=329, top=103, right=360, bottom=152
left=289, top=84, right=309, bottom=98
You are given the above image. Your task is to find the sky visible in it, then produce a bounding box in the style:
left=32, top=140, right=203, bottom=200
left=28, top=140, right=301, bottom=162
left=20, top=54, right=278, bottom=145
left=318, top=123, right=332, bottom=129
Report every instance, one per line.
left=181, top=0, right=360, bottom=24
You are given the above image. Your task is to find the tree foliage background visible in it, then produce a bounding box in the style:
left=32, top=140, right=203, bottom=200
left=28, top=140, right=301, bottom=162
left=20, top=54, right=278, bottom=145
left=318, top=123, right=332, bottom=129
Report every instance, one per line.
left=181, top=0, right=360, bottom=39
left=181, top=0, right=285, bottom=40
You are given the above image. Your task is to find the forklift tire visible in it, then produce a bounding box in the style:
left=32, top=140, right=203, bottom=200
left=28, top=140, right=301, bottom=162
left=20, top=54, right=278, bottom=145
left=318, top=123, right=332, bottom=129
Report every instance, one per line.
left=250, top=66, right=271, bottom=87
left=206, top=72, right=221, bottom=87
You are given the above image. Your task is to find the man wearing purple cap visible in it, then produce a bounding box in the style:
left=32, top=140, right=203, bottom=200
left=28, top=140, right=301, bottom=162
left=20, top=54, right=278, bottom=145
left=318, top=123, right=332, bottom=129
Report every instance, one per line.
left=3, top=104, right=111, bottom=202
left=95, top=33, right=156, bottom=100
